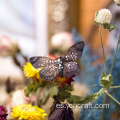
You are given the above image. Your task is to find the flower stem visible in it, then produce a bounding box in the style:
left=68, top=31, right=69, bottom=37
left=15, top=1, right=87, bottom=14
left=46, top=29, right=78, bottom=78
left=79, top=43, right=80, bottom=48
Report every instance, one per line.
left=110, top=86, right=120, bottom=88
left=101, top=94, right=106, bottom=120
left=104, top=90, right=120, bottom=105
left=99, top=25, right=106, bottom=73
left=109, top=35, right=120, bottom=74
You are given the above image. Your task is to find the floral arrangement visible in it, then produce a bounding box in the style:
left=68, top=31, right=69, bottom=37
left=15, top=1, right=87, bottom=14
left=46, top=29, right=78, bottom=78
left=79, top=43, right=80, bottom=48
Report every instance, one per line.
left=22, top=4, right=120, bottom=120
left=1, top=0, right=120, bottom=120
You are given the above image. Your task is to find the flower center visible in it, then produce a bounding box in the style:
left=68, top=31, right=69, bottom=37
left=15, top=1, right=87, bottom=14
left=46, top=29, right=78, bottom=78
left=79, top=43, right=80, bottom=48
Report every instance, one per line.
left=22, top=106, right=37, bottom=112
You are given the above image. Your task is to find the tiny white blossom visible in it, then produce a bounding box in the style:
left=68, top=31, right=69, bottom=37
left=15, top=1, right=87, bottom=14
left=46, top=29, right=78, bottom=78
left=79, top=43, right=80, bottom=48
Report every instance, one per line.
left=95, top=9, right=112, bottom=24
left=114, top=0, right=120, bottom=5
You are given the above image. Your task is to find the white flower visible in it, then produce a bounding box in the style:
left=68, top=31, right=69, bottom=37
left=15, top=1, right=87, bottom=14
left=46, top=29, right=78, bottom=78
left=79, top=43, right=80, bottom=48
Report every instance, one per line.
left=114, top=0, right=120, bottom=5
left=11, top=90, right=27, bottom=107
left=95, top=9, right=112, bottom=24
left=51, top=32, right=74, bottom=51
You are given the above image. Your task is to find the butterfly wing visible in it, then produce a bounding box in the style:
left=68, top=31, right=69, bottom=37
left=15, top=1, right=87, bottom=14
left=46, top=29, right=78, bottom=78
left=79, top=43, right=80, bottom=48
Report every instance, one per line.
left=29, top=56, right=55, bottom=68
left=63, top=41, right=84, bottom=61
left=30, top=56, right=58, bottom=80
left=63, top=61, right=79, bottom=78
left=39, top=64, right=58, bottom=80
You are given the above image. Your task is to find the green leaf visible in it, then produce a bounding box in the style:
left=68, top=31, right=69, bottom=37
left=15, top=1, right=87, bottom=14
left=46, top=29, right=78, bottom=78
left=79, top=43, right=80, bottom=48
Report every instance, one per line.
left=64, top=83, right=74, bottom=91
left=50, top=86, right=59, bottom=97
left=24, top=82, right=37, bottom=97
left=41, top=87, right=50, bottom=105
left=99, top=72, right=113, bottom=88
left=58, top=91, right=71, bottom=102
left=67, top=88, right=104, bottom=104
left=67, top=95, right=84, bottom=104
left=103, top=23, right=116, bottom=32
left=117, top=4, right=120, bottom=6
left=94, top=11, right=100, bottom=26
left=27, top=83, right=36, bottom=92
left=24, top=87, right=30, bottom=97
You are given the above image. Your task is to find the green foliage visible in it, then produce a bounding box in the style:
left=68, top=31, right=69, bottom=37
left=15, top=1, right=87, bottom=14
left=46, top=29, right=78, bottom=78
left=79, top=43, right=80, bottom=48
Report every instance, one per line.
left=58, top=90, right=71, bottom=102
left=24, top=82, right=36, bottom=97
left=50, top=86, right=59, bottom=97
left=103, top=23, right=116, bottom=32
left=67, top=88, right=104, bottom=104
left=63, top=83, right=74, bottom=91
left=99, top=72, right=113, bottom=88
left=40, top=87, right=51, bottom=105
left=94, top=12, right=99, bottom=26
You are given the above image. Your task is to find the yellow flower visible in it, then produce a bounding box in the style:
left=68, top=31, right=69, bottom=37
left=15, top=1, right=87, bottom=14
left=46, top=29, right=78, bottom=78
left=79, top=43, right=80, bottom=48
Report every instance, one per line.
left=11, top=104, right=47, bottom=120
left=23, top=62, right=43, bottom=82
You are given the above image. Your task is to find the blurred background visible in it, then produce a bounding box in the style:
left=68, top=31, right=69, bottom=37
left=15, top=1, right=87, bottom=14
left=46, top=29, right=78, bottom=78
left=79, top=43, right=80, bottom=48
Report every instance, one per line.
left=0, top=0, right=120, bottom=120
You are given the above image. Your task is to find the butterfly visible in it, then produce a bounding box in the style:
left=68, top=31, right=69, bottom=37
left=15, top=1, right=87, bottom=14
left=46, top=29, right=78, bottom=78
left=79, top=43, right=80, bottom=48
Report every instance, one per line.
left=29, top=41, right=84, bottom=80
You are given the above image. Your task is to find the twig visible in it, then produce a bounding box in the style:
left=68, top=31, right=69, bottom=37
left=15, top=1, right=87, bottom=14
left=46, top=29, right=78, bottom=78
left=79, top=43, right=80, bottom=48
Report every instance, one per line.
left=101, top=94, right=106, bottom=120
left=99, top=25, right=106, bottom=73
left=109, top=35, right=120, bottom=74
left=104, top=90, right=120, bottom=105
left=110, top=86, right=120, bottom=89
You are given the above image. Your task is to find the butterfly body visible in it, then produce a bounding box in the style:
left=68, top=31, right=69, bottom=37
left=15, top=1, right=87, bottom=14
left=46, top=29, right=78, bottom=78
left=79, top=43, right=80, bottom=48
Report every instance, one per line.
left=30, top=41, right=84, bottom=80
left=57, top=57, right=64, bottom=78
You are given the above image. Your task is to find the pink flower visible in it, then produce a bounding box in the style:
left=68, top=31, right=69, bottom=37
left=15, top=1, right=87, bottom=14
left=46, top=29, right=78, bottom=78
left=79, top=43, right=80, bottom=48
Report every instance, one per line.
left=0, top=35, right=19, bottom=56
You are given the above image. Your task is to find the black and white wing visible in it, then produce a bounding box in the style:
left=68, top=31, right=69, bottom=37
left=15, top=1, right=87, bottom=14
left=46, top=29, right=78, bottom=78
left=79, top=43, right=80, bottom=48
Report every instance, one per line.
left=63, top=41, right=84, bottom=62
left=29, top=56, right=58, bottom=80
left=29, top=56, right=55, bottom=68
left=39, top=64, right=58, bottom=80
left=63, top=61, right=79, bottom=78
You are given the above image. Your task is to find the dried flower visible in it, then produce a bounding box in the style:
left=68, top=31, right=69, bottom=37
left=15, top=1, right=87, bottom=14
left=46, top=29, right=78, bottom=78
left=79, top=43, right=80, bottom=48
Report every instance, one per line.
left=0, top=106, right=8, bottom=120
left=47, top=54, right=57, bottom=60
left=95, top=9, right=112, bottom=24
left=23, top=62, right=43, bottom=82
left=114, top=0, right=120, bottom=5
left=55, top=75, right=74, bottom=88
left=49, top=96, right=74, bottom=120
left=0, top=35, right=19, bottom=57
left=11, top=104, right=47, bottom=120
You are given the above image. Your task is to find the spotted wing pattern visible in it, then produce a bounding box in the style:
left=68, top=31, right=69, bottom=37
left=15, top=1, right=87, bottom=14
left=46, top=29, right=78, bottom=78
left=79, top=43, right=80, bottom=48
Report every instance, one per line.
left=63, top=61, right=79, bottom=78
left=63, top=41, right=84, bottom=62
left=29, top=56, right=55, bottom=68
left=39, top=64, right=58, bottom=80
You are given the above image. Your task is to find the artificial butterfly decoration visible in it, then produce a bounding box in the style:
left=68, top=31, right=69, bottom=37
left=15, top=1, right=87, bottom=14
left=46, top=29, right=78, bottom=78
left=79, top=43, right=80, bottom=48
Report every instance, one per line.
left=29, top=41, right=84, bottom=80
